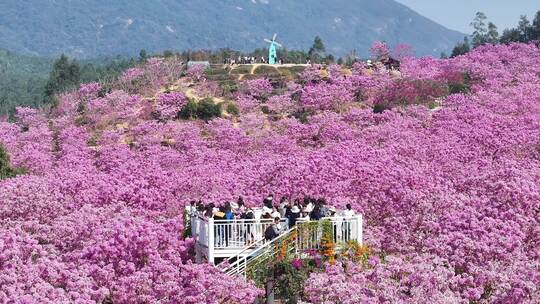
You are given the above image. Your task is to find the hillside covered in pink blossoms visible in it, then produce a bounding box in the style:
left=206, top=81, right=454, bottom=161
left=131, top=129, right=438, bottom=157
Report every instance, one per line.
left=1, top=42, right=540, bottom=303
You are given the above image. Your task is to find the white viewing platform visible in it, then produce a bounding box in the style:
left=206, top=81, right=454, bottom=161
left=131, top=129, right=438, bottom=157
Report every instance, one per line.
left=190, top=215, right=363, bottom=265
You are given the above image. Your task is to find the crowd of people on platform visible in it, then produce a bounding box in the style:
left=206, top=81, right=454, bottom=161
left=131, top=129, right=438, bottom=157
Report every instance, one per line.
left=186, top=195, right=356, bottom=243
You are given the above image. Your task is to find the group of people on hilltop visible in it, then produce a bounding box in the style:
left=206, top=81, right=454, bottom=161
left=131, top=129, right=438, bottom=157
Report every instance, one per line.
left=221, top=56, right=400, bottom=69
left=224, top=56, right=266, bottom=65
left=224, top=56, right=293, bottom=65
left=186, top=195, right=356, bottom=243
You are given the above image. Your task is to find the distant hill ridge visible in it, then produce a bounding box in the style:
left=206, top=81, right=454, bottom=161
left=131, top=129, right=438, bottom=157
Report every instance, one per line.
left=0, top=0, right=464, bottom=58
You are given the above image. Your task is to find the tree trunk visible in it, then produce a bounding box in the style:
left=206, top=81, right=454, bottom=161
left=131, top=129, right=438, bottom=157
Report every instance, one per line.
left=266, top=279, right=274, bottom=304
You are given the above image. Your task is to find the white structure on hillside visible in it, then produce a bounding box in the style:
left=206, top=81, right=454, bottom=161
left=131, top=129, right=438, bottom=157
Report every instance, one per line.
left=190, top=214, right=363, bottom=265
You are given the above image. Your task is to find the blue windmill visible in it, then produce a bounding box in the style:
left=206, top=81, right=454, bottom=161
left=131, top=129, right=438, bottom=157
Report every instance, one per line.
left=264, top=33, right=282, bottom=65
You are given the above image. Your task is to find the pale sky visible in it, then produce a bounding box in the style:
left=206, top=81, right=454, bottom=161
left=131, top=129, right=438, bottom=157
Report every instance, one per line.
left=396, top=0, right=539, bottom=33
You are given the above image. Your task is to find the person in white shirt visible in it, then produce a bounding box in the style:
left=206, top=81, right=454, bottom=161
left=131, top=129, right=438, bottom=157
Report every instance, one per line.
left=262, top=194, right=274, bottom=215
left=299, top=210, right=310, bottom=222
left=237, top=199, right=246, bottom=215
left=342, top=204, right=355, bottom=241
left=185, top=201, right=197, bottom=236
left=262, top=204, right=273, bottom=216
left=305, top=201, right=314, bottom=213
left=342, top=203, right=355, bottom=218
left=274, top=218, right=283, bottom=234
left=185, top=200, right=197, bottom=217
left=271, top=207, right=281, bottom=219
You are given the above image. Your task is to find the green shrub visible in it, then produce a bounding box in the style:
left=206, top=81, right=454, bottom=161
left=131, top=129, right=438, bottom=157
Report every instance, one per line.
left=97, top=85, right=111, bottom=98
left=180, top=98, right=221, bottom=121
left=281, top=66, right=307, bottom=75
left=206, top=75, right=235, bottom=82
left=0, top=144, right=25, bottom=180
left=226, top=103, right=239, bottom=116
left=204, top=67, right=229, bottom=76
left=260, top=104, right=270, bottom=114
left=448, top=72, right=472, bottom=94
left=179, top=99, right=199, bottom=119
left=197, top=98, right=222, bottom=121
left=241, top=74, right=263, bottom=81
left=277, top=68, right=293, bottom=78
left=292, top=108, right=315, bottom=123
left=373, top=103, right=391, bottom=114
left=427, top=100, right=440, bottom=109
left=230, top=66, right=251, bottom=75
left=221, top=82, right=239, bottom=95
left=254, top=65, right=279, bottom=75
left=74, top=115, right=91, bottom=126
left=448, top=82, right=469, bottom=94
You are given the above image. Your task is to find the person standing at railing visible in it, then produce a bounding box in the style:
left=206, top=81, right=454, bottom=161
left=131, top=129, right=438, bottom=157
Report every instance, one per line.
left=243, top=208, right=255, bottom=245
left=342, top=204, right=355, bottom=241
left=299, top=208, right=310, bottom=221
left=318, top=198, right=330, bottom=218
left=310, top=204, right=323, bottom=221
left=186, top=200, right=197, bottom=216
left=204, top=204, right=214, bottom=218
left=287, top=205, right=301, bottom=228
left=303, top=197, right=314, bottom=214
left=262, top=194, right=274, bottom=214
left=213, top=206, right=226, bottom=247
left=235, top=197, right=246, bottom=217
left=278, top=197, right=288, bottom=218
left=185, top=201, right=198, bottom=237
left=343, top=204, right=355, bottom=218
left=224, top=205, right=234, bottom=247
left=283, top=200, right=292, bottom=227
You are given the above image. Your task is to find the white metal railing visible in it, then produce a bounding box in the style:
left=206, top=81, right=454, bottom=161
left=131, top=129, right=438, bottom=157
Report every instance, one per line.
left=190, top=214, right=362, bottom=265
left=222, top=237, right=268, bottom=276
left=223, top=226, right=298, bottom=278
left=212, top=218, right=286, bottom=249
left=296, top=216, right=363, bottom=252
left=191, top=215, right=287, bottom=264
left=219, top=216, right=363, bottom=278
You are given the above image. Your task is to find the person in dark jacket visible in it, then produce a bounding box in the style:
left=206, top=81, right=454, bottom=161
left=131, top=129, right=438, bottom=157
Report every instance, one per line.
left=244, top=208, right=255, bottom=244
left=287, top=205, right=301, bottom=228
left=310, top=204, right=323, bottom=221
left=264, top=217, right=282, bottom=241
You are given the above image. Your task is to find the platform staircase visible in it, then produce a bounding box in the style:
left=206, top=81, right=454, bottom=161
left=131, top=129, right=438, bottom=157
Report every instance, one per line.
left=222, top=225, right=298, bottom=278
left=191, top=214, right=362, bottom=275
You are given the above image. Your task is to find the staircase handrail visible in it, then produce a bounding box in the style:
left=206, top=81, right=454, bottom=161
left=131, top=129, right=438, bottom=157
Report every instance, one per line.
left=244, top=231, right=297, bottom=275
left=222, top=226, right=297, bottom=277
left=239, top=226, right=297, bottom=277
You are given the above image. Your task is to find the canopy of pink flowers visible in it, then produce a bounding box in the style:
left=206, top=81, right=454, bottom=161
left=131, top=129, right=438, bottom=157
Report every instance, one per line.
left=1, top=43, right=540, bottom=303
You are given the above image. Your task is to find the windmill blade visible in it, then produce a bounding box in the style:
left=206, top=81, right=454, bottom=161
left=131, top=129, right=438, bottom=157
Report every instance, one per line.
left=272, top=33, right=277, bottom=41
left=264, top=38, right=274, bottom=44
left=274, top=42, right=283, bottom=48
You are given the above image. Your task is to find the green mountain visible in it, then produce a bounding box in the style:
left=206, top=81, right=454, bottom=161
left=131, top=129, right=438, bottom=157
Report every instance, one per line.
left=0, top=49, right=138, bottom=116
left=0, top=0, right=464, bottom=58
left=0, top=49, right=52, bottom=115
